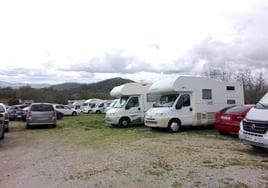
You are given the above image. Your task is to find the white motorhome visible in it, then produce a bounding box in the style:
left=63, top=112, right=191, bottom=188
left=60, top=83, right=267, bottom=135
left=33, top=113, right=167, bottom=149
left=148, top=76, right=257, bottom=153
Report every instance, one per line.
left=239, top=93, right=268, bottom=149
left=145, top=76, right=244, bottom=132
left=104, top=99, right=119, bottom=113
left=105, top=83, right=154, bottom=127
left=91, top=100, right=113, bottom=114
left=82, top=98, right=102, bottom=113
left=68, top=100, right=86, bottom=113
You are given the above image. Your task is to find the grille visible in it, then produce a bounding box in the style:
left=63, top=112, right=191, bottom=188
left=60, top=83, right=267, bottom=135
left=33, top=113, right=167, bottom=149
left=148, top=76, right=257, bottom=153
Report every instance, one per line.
left=243, top=120, right=268, bottom=134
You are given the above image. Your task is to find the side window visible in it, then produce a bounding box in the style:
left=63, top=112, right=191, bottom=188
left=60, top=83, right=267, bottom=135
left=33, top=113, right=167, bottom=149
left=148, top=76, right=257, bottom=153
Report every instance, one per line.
left=176, top=94, right=190, bottom=109
left=99, top=103, right=104, bottom=108
left=126, top=97, right=139, bottom=109
left=202, top=89, right=212, bottom=99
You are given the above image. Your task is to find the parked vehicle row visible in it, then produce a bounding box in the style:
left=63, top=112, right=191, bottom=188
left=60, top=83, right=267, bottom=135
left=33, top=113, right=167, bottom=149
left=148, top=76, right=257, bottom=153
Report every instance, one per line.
left=104, top=76, right=267, bottom=149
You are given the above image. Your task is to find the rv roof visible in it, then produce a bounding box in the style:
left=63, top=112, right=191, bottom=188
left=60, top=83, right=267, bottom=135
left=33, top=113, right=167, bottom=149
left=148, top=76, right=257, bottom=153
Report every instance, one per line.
left=110, top=83, right=151, bottom=97
left=149, top=76, right=241, bottom=94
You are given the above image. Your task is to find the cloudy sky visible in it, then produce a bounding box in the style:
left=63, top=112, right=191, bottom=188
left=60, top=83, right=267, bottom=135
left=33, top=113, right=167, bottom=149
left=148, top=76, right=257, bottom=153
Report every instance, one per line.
left=0, top=0, right=267, bottom=84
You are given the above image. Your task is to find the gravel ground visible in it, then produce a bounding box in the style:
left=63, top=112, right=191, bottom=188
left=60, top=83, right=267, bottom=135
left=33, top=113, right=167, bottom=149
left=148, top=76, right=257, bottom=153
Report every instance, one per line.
left=0, top=120, right=267, bottom=188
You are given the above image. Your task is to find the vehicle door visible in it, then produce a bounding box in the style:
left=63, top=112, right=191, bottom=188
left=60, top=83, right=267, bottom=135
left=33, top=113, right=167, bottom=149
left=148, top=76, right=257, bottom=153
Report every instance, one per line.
left=63, top=106, right=72, bottom=115
left=173, top=93, right=193, bottom=125
left=55, top=105, right=65, bottom=114
left=125, top=96, right=143, bottom=124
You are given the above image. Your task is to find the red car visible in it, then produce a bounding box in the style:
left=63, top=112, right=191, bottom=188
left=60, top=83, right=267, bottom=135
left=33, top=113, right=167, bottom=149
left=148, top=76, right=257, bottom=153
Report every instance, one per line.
left=215, top=105, right=253, bottom=134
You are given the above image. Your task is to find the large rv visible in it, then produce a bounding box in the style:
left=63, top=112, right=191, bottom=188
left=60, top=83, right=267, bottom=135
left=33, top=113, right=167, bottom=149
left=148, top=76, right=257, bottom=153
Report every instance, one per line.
left=145, top=76, right=244, bottom=132
left=105, top=83, right=154, bottom=127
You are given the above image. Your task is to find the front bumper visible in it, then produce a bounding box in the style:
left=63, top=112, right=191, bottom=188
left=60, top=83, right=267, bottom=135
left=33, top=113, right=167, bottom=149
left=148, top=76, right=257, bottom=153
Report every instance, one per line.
left=105, top=116, right=120, bottom=125
left=144, top=116, right=169, bottom=128
left=239, top=130, right=268, bottom=149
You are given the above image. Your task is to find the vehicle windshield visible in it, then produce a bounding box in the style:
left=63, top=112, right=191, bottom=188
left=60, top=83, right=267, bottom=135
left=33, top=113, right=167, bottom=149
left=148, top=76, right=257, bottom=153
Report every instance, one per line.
left=31, top=104, right=54, bottom=112
left=114, top=96, right=129, bottom=108
left=82, top=103, right=88, bottom=107
left=153, top=94, right=179, bottom=107
left=255, top=93, right=268, bottom=109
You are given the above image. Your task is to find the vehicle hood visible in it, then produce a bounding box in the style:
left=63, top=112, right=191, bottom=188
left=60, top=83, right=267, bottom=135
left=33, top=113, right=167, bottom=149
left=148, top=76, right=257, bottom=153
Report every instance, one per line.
left=246, top=107, right=268, bottom=121
left=106, top=108, right=124, bottom=114
left=146, top=107, right=170, bottom=116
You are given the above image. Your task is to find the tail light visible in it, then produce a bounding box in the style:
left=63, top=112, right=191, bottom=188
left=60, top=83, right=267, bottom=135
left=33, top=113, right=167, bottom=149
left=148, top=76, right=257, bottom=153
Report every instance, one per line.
left=4, top=112, right=8, bottom=120
left=27, top=111, right=32, bottom=118
left=52, top=111, right=56, bottom=118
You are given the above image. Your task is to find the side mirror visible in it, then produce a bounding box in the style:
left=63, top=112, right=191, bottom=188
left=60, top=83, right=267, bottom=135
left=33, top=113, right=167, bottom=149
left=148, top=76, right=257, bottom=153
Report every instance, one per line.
left=125, top=106, right=130, bottom=110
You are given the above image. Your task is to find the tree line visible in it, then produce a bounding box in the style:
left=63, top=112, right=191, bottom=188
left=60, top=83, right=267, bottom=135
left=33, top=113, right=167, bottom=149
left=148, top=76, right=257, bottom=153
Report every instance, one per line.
left=0, top=71, right=267, bottom=105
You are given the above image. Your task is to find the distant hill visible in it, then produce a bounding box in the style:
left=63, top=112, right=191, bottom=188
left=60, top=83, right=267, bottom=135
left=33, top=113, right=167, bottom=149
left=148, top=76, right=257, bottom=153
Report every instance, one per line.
left=50, top=77, right=135, bottom=99
left=0, top=81, right=50, bottom=88
left=0, top=77, right=135, bottom=103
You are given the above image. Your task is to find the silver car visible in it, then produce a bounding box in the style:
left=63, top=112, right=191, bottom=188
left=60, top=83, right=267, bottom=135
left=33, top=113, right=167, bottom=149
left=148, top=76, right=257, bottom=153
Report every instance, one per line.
left=0, top=114, right=4, bottom=139
left=26, top=103, right=57, bottom=128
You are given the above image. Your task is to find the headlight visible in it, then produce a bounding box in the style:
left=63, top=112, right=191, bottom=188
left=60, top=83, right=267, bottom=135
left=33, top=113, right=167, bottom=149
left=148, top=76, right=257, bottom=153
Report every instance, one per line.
left=155, top=113, right=167, bottom=117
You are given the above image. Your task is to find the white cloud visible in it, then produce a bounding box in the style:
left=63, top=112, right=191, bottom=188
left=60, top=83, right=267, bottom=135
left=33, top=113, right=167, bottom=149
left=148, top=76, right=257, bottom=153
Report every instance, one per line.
left=0, top=0, right=267, bottom=83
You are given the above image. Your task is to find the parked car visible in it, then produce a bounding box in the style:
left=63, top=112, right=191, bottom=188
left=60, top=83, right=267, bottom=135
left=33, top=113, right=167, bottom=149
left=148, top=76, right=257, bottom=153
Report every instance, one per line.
left=0, top=114, right=4, bottom=139
left=215, top=105, right=253, bottom=135
left=56, top=110, right=64, bottom=120
left=0, top=103, right=9, bottom=132
left=7, top=104, right=29, bottom=120
left=26, top=103, right=57, bottom=128
left=53, top=104, right=77, bottom=116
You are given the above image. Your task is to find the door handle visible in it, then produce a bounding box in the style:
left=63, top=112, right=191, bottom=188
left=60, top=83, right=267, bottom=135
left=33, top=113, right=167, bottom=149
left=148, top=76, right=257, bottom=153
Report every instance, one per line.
left=189, top=107, right=193, bottom=111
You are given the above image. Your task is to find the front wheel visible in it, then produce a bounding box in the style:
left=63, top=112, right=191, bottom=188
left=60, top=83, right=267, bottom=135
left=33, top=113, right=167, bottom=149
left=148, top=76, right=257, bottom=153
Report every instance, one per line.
left=72, top=111, right=77, bottom=116
left=167, top=119, right=181, bottom=133
left=0, top=126, right=4, bottom=139
left=96, top=110, right=101, bottom=114
left=119, top=118, right=130, bottom=127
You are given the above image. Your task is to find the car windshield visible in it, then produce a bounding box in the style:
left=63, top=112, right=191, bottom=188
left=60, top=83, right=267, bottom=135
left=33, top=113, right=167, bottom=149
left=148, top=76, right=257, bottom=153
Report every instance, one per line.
left=0, top=105, right=5, bottom=113
left=255, top=93, right=268, bottom=109
left=114, top=96, right=129, bottom=108
left=153, top=94, right=179, bottom=107
left=31, top=104, right=54, bottom=112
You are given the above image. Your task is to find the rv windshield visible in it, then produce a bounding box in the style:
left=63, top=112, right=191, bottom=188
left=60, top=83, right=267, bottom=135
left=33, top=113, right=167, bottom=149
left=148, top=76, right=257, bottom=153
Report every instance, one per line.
left=82, top=103, right=88, bottom=107
left=114, top=96, right=129, bottom=108
left=154, top=94, right=179, bottom=107
left=255, top=93, right=268, bottom=109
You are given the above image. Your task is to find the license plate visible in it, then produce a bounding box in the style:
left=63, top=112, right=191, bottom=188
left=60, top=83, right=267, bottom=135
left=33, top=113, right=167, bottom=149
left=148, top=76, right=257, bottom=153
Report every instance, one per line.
left=221, top=115, right=230, bottom=120
left=244, top=135, right=262, bottom=144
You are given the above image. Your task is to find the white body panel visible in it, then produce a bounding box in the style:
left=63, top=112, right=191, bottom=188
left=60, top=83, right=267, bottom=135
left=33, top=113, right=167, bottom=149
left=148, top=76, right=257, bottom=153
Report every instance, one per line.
left=82, top=98, right=102, bottom=113
left=105, top=83, right=154, bottom=125
left=239, top=93, right=268, bottom=148
left=145, top=76, right=244, bottom=129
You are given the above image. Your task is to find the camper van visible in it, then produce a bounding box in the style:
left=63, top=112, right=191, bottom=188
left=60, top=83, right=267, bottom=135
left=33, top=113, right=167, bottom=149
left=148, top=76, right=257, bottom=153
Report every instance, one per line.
left=145, top=76, right=244, bottom=132
left=82, top=98, right=102, bottom=113
left=105, top=83, right=154, bottom=127
left=239, top=92, right=268, bottom=149
left=91, top=100, right=113, bottom=114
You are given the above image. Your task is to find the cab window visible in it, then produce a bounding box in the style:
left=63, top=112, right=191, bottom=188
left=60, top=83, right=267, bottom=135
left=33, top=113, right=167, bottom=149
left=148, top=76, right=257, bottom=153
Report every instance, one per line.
left=126, top=97, right=139, bottom=109
left=176, top=94, right=190, bottom=109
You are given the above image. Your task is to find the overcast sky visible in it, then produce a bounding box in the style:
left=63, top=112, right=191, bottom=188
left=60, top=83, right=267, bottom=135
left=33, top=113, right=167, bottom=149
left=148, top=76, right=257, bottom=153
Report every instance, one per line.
left=0, top=0, right=267, bottom=84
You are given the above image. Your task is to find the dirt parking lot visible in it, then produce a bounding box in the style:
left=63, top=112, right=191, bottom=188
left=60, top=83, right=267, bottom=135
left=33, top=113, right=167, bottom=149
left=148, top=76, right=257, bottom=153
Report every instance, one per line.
left=0, top=115, right=267, bottom=188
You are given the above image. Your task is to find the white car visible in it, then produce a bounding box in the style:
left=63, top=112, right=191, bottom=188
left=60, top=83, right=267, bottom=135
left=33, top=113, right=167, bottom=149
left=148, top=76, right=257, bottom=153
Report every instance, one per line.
left=53, top=104, right=78, bottom=116
left=0, top=103, right=9, bottom=132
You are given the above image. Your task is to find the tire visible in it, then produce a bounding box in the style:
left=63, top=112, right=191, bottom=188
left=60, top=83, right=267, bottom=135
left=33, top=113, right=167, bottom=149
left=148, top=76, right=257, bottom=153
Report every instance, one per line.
left=167, top=119, right=181, bottom=133
left=119, top=117, right=130, bottom=127
left=251, top=145, right=264, bottom=150
left=4, top=126, right=9, bottom=133
left=219, top=131, right=228, bottom=135
left=0, top=125, right=5, bottom=139
left=51, top=124, right=57, bottom=128
left=88, top=110, right=91, bottom=114
left=96, top=110, right=101, bottom=114
left=72, top=111, right=77, bottom=116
